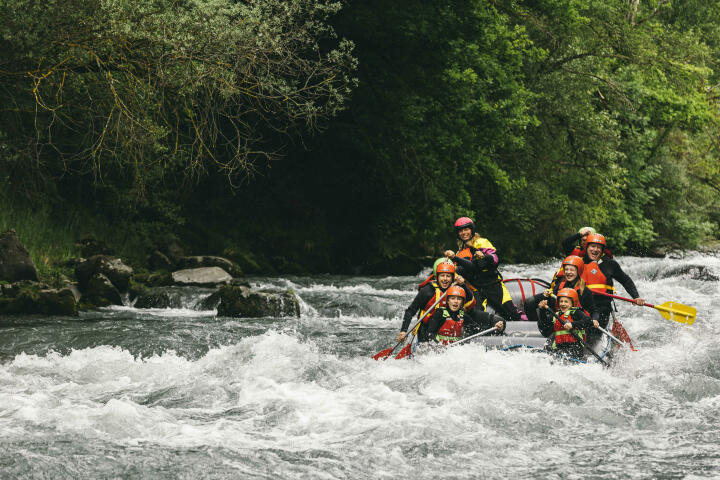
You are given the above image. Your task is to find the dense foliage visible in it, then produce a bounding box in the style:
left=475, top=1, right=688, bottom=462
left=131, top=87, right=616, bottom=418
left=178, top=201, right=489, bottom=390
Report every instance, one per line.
left=1, top=0, right=719, bottom=273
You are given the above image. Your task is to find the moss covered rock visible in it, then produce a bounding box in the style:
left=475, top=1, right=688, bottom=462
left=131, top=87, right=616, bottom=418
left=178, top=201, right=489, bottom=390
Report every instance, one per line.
left=0, top=281, right=78, bottom=316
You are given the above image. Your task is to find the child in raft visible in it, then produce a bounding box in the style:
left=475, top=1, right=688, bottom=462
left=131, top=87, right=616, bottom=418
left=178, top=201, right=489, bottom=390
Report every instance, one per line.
left=540, top=288, right=599, bottom=359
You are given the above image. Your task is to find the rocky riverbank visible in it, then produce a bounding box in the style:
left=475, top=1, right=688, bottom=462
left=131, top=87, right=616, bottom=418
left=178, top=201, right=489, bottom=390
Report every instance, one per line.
left=0, top=229, right=299, bottom=318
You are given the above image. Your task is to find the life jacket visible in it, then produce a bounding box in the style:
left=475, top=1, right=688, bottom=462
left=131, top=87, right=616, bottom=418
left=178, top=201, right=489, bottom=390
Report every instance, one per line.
left=419, top=281, right=447, bottom=323
left=581, top=259, right=615, bottom=294
left=456, top=237, right=502, bottom=286
left=435, top=307, right=465, bottom=344
left=551, top=307, right=586, bottom=348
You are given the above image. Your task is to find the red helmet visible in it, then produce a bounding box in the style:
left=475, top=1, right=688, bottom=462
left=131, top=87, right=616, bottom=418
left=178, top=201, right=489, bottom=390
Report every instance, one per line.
left=557, top=288, right=580, bottom=307
left=446, top=285, right=466, bottom=300
left=585, top=233, right=606, bottom=248
left=561, top=256, right=585, bottom=275
left=435, top=262, right=456, bottom=275
left=454, top=217, right=475, bottom=232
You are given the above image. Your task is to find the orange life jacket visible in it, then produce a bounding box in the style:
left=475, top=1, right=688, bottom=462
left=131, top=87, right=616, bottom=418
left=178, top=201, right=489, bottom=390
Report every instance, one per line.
left=581, top=260, right=615, bottom=294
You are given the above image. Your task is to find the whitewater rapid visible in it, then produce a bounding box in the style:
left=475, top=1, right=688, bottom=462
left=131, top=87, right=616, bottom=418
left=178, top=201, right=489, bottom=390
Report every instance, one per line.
left=1, top=253, right=719, bottom=478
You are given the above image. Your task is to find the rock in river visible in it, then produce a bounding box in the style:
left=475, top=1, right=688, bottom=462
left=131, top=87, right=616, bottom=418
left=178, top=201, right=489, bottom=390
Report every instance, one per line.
left=171, top=267, right=233, bottom=286
left=216, top=285, right=300, bottom=318
left=0, top=229, right=39, bottom=282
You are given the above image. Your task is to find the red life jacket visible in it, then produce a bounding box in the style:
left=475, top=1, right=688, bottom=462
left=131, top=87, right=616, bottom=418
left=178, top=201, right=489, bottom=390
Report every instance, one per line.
left=581, top=260, right=615, bottom=295
left=552, top=308, right=586, bottom=346
left=435, top=308, right=465, bottom=344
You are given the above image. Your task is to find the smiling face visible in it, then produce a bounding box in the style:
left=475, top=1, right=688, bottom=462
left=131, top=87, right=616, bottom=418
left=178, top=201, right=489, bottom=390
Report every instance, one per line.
left=563, top=264, right=578, bottom=282
left=437, top=272, right=453, bottom=289
left=587, top=243, right=603, bottom=261
left=447, top=295, right=463, bottom=311
left=557, top=296, right=573, bottom=312
left=458, top=227, right=473, bottom=242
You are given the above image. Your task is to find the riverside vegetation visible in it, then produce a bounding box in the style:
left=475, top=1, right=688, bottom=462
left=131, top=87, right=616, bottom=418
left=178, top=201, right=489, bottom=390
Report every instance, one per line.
left=1, top=0, right=719, bottom=280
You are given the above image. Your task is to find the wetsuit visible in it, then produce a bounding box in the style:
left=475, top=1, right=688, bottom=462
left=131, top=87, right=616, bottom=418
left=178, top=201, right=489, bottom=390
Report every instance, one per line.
left=582, top=254, right=640, bottom=340
left=400, top=282, right=474, bottom=337
left=454, top=254, right=521, bottom=322
left=526, top=278, right=599, bottom=337
left=541, top=307, right=593, bottom=359
left=562, top=233, right=586, bottom=257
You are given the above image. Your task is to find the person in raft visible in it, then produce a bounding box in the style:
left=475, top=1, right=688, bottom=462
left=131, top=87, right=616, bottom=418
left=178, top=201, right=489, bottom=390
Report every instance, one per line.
left=581, top=233, right=644, bottom=340
left=562, top=226, right=596, bottom=257
left=397, top=260, right=475, bottom=343
left=528, top=255, right=600, bottom=337
left=540, top=288, right=599, bottom=359
left=419, top=286, right=505, bottom=344
left=444, top=216, right=521, bottom=322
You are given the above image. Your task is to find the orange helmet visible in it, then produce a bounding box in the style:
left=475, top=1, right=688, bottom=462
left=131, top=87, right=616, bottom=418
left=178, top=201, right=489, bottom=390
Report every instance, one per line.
left=446, top=285, right=466, bottom=300
left=585, top=233, right=606, bottom=248
left=557, top=288, right=579, bottom=307
left=436, top=262, right=456, bottom=275
left=561, top=255, right=585, bottom=275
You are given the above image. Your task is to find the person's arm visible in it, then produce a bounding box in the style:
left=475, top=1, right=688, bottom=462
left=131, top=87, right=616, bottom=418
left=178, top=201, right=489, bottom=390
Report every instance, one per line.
left=570, top=309, right=593, bottom=330
left=422, top=310, right=445, bottom=342
left=562, top=233, right=582, bottom=256
left=579, top=288, right=599, bottom=321
left=473, top=247, right=499, bottom=269
left=400, top=287, right=433, bottom=332
left=606, top=260, right=642, bottom=301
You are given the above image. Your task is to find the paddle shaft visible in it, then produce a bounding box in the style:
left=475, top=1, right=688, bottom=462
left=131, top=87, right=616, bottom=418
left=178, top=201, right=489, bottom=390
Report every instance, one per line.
left=376, top=288, right=452, bottom=359
left=589, top=289, right=649, bottom=306
left=546, top=308, right=608, bottom=367
left=597, top=326, right=623, bottom=346
left=450, top=327, right=498, bottom=347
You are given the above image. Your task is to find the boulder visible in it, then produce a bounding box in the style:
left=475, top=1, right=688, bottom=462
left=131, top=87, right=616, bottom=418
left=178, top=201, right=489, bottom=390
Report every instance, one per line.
left=148, top=250, right=174, bottom=271
left=134, top=291, right=172, bottom=309
left=216, top=285, right=300, bottom=318
left=171, top=267, right=232, bottom=286
left=0, top=282, right=78, bottom=316
left=179, top=256, right=242, bottom=277
left=83, top=273, right=123, bottom=307
left=0, top=229, right=39, bottom=282
left=75, top=255, right=134, bottom=292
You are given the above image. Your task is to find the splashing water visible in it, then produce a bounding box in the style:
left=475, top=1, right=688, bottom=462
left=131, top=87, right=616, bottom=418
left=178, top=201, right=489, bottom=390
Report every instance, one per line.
left=1, top=254, right=719, bottom=478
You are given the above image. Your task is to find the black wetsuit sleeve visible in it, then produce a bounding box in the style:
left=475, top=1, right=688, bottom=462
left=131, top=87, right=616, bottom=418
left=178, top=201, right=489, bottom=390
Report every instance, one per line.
left=579, top=288, right=599, bottom=321
left=570, top=309, right=592, bottom=330
left=454, top=255, right=476, bottom=276
left=422, top=310, right=445, bottom=343
left=607, top=260, right=640, bottom=299
left=401, top=286, right=433, bottom=331
left=562, top=233, right=582, bottom=256
left=537, top=307, right=554, bottom=337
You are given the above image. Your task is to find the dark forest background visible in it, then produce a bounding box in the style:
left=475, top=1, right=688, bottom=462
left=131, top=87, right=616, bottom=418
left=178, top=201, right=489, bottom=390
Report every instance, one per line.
left=2, top=0, right=719, bottom=277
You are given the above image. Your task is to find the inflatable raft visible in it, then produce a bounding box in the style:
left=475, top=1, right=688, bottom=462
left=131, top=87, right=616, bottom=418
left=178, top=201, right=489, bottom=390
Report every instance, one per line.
left=414, top=278, right=622, bottom=365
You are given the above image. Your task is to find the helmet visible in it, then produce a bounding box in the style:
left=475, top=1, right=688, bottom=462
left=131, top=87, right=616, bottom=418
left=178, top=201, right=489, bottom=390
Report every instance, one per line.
left=578, top=226, right=596, bottom=235
left=585, top=233, right=606, bottom=248
left=446, top=285, right=466, bottom=300
left=561, top=255, right=585, bottom=275
left=454, top=217, right=475, bottom=233
left=557, top=288, right=579, bottom=307
left=433, top=257, right=453, bottom=275
left=435, top=262, right=456, bottom=276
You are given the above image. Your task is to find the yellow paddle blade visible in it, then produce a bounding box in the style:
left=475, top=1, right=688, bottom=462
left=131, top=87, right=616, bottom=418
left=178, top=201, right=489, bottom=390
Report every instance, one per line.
left=653, top=302, right=696, bottom=325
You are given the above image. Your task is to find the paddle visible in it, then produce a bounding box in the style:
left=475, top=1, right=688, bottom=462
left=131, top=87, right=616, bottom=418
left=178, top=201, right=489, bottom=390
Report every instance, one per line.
left=449, top=327, right=498, bottom=347
left=544, top=307, right=608, bottom=367
left=590, top=290, right=696, bottom=325
left=597, top=326, right=623, bottom=346
left=372, top=289, right=451, bottom=360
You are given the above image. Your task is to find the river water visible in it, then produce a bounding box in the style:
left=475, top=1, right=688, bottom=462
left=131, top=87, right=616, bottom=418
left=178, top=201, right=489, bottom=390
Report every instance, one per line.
left=1, top=254, right=719, bottom=479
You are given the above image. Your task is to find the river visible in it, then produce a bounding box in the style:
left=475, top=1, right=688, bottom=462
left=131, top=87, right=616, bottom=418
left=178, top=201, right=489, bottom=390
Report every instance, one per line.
left=1, top=253, right=719, bottom=479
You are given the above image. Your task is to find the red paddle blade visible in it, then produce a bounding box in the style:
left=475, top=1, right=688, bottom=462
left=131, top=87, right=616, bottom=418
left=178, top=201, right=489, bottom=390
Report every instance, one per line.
left=611, top=320, right=638, bottom=352
left=372, top=347, right=394, bottom=361
left=394, top=343, right=413, bottom=360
